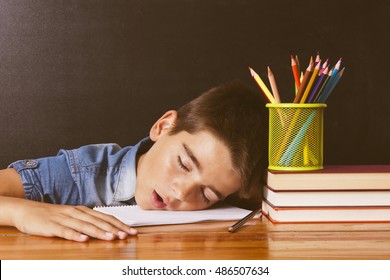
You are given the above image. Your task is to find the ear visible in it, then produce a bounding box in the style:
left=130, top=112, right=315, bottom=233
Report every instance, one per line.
left=149, top=110, right=178, bottom=141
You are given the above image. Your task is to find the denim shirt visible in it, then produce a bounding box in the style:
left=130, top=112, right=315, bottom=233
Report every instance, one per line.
left=8, top=137, right=151, bottom=207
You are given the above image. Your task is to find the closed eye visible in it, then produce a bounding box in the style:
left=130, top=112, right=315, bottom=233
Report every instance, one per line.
left=177, top=156, right=190, bottom=172
left=201, top=191, right=211, bottom=204
left=202, top=188, right=220, bottom=205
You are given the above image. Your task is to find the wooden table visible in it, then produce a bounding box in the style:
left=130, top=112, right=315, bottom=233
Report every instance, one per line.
left=1, top=216, right=390, bottom=259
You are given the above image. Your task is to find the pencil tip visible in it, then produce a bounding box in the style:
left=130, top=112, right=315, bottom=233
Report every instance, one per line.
left=291, top=55, right=296, bottom=63
left=248, top=67, right=255, bottom=76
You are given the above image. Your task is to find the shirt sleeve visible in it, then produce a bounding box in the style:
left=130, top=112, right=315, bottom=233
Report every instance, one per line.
left=9, top=154, right=81, bottom=205
left=8, top=143, right=134, bottom=207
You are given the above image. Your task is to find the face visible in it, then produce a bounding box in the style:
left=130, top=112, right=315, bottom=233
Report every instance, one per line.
left=135, top=110, right=242, bottom=211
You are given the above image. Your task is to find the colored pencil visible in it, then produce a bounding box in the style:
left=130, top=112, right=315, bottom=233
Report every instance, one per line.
left=295, top=54, right=300, bottom=73
left=314, top=68, right=333, bottom=103
left=322, top=58, right=329, bottom=70
left=317, top=67, right=345, bottom=103
left=249, top=67, right=276, bottom=104
left=295, top=54, right=301, bottom=94
left=332, top=58, right=342, bottom=75
left=293, top=60, right=314, bottom=103
left=317, top=58, right=342, bottom=101
left=228, top=208, right=262, bottom=233
left=249, top=53, right=344, bottom=104
left=267, top=66, right=281, bottom=103
left=314, top=51, right=321, bottom=64
left=307, top=66, right=329, bottom=103
left=291, top=55, right=301, bottom=90
left=300, top=60, right=321, bottom=103
left=279, top=110, right=317, bottom=165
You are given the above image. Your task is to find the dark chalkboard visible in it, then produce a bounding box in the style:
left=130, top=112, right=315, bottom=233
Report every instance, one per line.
left=0, top=0, right=389, bottom=168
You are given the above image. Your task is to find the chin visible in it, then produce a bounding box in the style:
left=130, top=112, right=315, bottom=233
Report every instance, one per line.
left=138, top=203, right=153, bottom=210
left=134, top=197, right=149, bottom=210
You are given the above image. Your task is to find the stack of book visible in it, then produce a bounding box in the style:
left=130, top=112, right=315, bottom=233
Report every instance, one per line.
left=262, top=165, right=390, bottom=223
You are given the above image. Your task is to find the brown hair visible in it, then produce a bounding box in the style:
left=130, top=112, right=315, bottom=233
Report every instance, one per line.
left=169, top=80, right=268, bottom=202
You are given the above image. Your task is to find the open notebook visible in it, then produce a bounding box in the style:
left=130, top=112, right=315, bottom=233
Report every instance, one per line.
left=93, top=204, right=253, bottom=226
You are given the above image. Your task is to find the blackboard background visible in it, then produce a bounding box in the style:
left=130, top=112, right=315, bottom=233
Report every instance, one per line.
left=0, top=0, right=389, bottom=168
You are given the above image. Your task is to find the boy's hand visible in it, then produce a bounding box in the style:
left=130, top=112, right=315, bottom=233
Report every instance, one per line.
left=6, top=197, right=137, bottom=242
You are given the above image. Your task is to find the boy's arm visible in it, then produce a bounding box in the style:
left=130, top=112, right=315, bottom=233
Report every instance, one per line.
left=0, top=168, right=25, bottom=198
left=0, top=169, right=137, bottom=241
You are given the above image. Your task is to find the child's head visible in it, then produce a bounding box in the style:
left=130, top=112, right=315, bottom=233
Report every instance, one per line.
left=135, top=80, right=267, bottom=210
left=170, top=80, right=267, bottom=198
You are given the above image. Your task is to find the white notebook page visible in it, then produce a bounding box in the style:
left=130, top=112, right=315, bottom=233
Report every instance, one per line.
left=93, top=204, right=253, bottom=226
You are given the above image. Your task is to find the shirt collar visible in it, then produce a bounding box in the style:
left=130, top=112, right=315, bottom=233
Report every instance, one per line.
left=113, top=137, right=152, bottom=202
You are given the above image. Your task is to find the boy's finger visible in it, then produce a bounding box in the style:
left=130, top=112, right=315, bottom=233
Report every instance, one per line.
left=57, top=207, right=137, bottom=239
left=74, top=206, right=138, bottom=236
left=56, top=218, right=123, bottom=241
left=47, top=225, right=90, bottom=242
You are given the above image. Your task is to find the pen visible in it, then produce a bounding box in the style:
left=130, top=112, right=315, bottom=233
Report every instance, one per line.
left=228, top=208, right=262, bottom=233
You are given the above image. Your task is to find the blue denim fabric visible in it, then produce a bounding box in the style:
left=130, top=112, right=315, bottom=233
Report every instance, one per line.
left=9, top=137, right=151, bottom=207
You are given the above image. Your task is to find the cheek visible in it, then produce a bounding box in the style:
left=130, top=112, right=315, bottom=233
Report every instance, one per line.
left=142, top=153, right=176, bottom=186
left=174, top=200, right=213, bottom=211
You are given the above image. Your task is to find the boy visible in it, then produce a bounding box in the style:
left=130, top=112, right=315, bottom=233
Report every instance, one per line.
left=0, top=80, right=267, bottom=242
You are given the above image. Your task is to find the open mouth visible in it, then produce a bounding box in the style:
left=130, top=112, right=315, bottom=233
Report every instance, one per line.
left=151, top=190, right=167, bottom=209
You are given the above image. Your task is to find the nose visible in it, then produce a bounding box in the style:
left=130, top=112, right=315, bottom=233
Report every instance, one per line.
left=171, top=182, right=195, bottom=202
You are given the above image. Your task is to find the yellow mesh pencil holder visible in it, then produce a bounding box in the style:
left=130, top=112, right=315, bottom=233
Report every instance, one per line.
left=266, top=103, right=326, bottom=171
